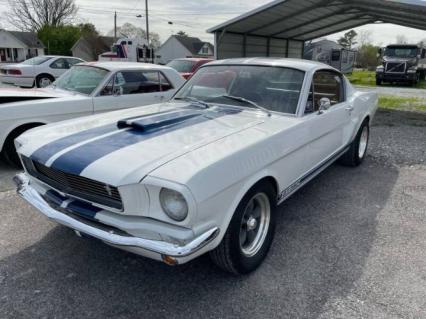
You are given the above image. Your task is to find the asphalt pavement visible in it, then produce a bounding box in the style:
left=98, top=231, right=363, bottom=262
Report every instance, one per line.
left=0, top=110, right=425, bottom=319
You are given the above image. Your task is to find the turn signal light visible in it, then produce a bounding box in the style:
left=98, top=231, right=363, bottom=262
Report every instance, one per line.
left=162, top=255, right=178, bottom=266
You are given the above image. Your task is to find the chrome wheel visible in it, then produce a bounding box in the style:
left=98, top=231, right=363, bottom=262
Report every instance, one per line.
left=239, top=193, right=271, bottom=257
left=358, top=125, right=369, bottom=159
left=39, top=77, right=52, bottom=88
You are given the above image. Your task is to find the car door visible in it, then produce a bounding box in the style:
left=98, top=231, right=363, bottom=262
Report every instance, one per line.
left=303, top=70, right=352, bottom=171
left=93, top=70, right=171, bottom=113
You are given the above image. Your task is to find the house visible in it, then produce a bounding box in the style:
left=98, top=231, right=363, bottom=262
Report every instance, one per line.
left=71, top=36, right=115, bottom=62
left=303, top=39, right=343, bottom=64
left=0, top=30, right=44, bottom=63
left=156, top=35, right=214, bottom=64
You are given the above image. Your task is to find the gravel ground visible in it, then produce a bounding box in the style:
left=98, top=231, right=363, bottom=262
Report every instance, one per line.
left=0, top=109, right=425, bottom=319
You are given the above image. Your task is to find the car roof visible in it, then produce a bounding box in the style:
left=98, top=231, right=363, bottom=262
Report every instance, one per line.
left=205, top=57, right=337, bottom=72
left=78, top=61, right=174, bottom=72
left=171, top=58, right=214, bottom=62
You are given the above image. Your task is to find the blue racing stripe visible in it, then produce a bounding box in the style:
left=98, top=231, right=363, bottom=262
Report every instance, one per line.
left=50, top=108, right=240, bottom=176
left=67, top=200, right=102, bottom=220
left=30, top=109, right=180, bottom=165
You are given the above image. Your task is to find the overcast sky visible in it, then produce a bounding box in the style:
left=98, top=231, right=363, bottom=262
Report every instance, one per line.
left=1, top=0, right=425, bottom=46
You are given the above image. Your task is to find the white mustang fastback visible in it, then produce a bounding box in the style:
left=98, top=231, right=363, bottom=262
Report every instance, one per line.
left=14, top=58, right=378, bottom=274
left=0, top=62, right=184, bottom=166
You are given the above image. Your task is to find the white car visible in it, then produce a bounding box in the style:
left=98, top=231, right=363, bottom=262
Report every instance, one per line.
left=0, top=56, right=85, bottom=88
left=0, top=62, right=185, bottom=166
left=14, top=58, right=378, bottom=274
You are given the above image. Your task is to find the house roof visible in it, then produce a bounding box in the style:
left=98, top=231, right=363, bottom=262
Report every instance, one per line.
left=71, top=35, right=115, bottom=53
left=207, top=0, right=426, bottom=41
left=173, top=35, right=213, bottom=54
left=8, top=31, right=44, bottom=48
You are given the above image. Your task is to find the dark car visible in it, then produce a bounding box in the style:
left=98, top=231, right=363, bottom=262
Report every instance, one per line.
left=167, top=58, right=213, bottom=80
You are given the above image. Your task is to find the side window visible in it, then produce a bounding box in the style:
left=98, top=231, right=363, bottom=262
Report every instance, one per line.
left=159, top=72, right=173, bottom=91
left=50, top=58, right=69, bottom=69
left=311, top=71, right=344, bottom=111
left=112, top=71, right=161, bottom=95
left=66, top=58, right=82, bottom=67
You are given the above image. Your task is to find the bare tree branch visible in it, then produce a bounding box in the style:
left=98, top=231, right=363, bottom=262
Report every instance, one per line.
left=7, top=0, right=78, bottom=31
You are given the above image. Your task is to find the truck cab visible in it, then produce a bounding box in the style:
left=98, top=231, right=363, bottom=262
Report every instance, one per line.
left=376, top=44, right=426, bottom=86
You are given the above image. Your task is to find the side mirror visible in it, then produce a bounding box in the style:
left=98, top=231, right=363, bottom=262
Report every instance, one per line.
left=318, top=97, right=331, bottom=114
left=113, top=87, right=122, bottom=96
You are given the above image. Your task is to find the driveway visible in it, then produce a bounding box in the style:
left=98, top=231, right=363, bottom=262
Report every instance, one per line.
left=0, top=109, right=425, bottom=318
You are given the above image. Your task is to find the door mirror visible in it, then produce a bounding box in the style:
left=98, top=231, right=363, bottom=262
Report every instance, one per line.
left=113, top=86, right=122, bottom=96
left=318, top=97, right=331, bottom=114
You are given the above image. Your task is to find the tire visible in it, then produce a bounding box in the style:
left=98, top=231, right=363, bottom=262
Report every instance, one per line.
left=36, top=74, right=54, bottom=88
left=1, top=124, right=42, bottom=168
left=376, top=78, right=382, bottom=86
left=210, top=181, right=277, bottom=275
left=420, top=71, right=425, bottom=81
left=339, top=120, right=370, bottom=167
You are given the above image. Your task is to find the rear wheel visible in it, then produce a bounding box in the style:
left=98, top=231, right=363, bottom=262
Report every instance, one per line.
left=339, top=120, right=369, bottom=167
left=36, top=74, right=54, bottom=88
left=210, top=181, right=276, bottom=275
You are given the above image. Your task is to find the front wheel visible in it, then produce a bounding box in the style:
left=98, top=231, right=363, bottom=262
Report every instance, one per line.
left=210, top=181, right=276, bottom=275
left=339, top=120, right=370, bottom=167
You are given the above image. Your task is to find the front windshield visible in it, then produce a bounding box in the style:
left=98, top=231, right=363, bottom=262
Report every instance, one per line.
left=174, top=65, right=305, bottom=114
left=384, top=47, right=418, bottom=58
left=21, top=56, right=52, bottom=65
left=167, top=60, right=195, bottom=73
left=54, top=66, right=109, bottom=95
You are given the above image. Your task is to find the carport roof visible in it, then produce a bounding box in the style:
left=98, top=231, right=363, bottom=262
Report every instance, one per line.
left=207, top=0, right=426, bottom=41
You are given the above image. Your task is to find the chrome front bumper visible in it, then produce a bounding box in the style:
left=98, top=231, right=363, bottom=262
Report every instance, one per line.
left=14, top=173, right=219, bottom=264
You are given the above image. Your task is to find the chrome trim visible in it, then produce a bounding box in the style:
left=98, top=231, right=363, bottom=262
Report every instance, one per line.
left=14, top=173, right=219, bottom=258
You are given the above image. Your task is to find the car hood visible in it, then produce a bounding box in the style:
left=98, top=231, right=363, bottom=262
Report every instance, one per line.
left=0, top=87, right=73, bottom=105
left=19, top=102, right=266, bottom=186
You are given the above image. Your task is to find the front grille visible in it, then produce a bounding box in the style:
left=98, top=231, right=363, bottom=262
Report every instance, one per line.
left=27, top=158, right=123, bottom=210
left=385, top=62, right=406, bottom=73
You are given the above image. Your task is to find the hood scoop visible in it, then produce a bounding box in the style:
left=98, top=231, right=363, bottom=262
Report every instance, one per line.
left=117, top=109, right=204, bottom=132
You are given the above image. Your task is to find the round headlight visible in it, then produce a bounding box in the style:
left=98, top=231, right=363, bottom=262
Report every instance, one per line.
left=159, top=188, right=188, bottom=221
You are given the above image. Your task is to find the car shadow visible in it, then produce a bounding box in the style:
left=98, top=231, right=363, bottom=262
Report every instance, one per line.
left=0, top=158, right=399, bottom=319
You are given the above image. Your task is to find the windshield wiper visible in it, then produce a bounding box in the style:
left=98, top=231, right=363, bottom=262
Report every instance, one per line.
left=218, top=95, right=271, bottom=117
left=175, top=97, right=210, bottom=109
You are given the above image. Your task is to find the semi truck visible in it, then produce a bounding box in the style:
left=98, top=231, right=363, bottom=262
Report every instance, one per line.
left=98, top=37, right=154, bottom=63
left=376, top=44, right=426, bottom=86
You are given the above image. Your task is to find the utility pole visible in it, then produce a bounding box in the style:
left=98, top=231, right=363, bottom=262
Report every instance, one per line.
left=145, top=0, right=149, bottom=47
left=114, top=11, right=117, bottom=41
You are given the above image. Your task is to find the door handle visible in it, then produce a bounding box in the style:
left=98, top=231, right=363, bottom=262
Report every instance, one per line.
left=345, top=106, right=354, bottom=112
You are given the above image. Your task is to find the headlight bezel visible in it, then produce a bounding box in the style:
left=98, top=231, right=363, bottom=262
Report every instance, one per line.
left=159, top=188, right=189, bottom=222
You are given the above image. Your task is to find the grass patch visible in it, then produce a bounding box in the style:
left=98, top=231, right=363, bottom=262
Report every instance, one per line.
left=379, top=96, right=426, bottom=112
left=347, top=70, right=426, bottom=89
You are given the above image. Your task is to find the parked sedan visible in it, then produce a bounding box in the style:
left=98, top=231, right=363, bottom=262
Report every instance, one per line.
left=0, top=62, right=185, bottom=166
left=0, top=56, right=85, bottom=88
left=14, top=58, right=377, bottom=274
left=167, top=58, right=213, bottom=79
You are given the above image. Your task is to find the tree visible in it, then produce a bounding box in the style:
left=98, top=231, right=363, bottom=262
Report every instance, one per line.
left=358, top=30, right=372, bottom=47
left=337, top=30, right=358, bottom=49
left=357, top=44, right=380, bottom=71
left=176, top=31, right=188, bottom=37
left=396, top=34, right=408, bottom=44
left=38, top=24, right=83, bottom=55
left=107, top=23, right=161, bottom=49
left=7, top=0, right=78, bottom=32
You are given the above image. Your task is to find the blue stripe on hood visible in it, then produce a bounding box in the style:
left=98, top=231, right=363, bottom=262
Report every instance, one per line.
left=49, top=107, right=241, bottom=176
left=30, top=109, right=188, bottom=165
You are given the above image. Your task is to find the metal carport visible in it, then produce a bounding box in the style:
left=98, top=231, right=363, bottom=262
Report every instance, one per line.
left=208, top=0, right=426, bottom=60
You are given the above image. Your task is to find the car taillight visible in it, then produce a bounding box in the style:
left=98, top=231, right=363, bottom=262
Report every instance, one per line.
left=8, top=69, right=22, bottom=75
